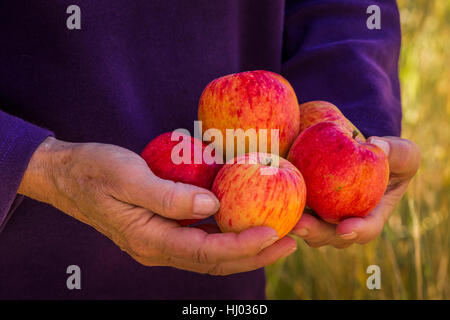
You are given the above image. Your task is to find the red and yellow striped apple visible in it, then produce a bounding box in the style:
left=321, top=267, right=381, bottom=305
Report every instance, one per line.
left=299, top=101, right=365, bottom=142
left=212, top=152, right=306, bottom=238
left=198, top=70, right=300, bottom=159
left=141, top=131, right=222, bottom=226
left=287, top=122, right=389, bottom=224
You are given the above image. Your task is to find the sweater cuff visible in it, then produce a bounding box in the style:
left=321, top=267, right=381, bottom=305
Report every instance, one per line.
left=0, top=112, right=54, bottom=228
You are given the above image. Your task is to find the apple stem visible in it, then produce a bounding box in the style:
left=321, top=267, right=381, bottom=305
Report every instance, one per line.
left=263, top=158, right=272, bottom=166
left=352, top=130, right=359, bottom=139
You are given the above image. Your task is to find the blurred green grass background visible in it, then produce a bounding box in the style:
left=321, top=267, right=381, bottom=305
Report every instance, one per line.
left=266, top=0, right=450, bottom=300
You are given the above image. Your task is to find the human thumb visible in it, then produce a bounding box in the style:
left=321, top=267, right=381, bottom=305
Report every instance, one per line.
left=367, top=136, right=421, bottom=180
left=125, top=171, right=220, bottom=220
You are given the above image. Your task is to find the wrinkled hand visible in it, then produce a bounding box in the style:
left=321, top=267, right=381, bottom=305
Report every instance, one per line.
left=291, top=136, right=421, bottom=249
left=18, top=137, right=297, bottom=275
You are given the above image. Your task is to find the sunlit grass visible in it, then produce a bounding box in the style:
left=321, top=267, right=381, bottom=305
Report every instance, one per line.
left=267, top=0, right=450, bottom=299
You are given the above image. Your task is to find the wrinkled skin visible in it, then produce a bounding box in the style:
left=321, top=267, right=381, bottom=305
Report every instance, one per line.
left=18, top=137, right=298, bottom=275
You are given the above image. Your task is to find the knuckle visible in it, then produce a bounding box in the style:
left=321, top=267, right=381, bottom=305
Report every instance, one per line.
left=193, top=245, right=210, bottom=264
left=161, top=183, right=177, bottom=216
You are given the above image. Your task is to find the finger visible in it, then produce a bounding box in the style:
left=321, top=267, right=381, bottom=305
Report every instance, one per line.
left=118, top=165, right=220, bottom=220
left=208, top=236, right=298, bottom=275
left=154, top=217, right=280, bottom=264
left=290, top=213, right=337, bottom=247
left=367, top=136, right=421, bottom=180
left=136, top=236, right=297, bottom=275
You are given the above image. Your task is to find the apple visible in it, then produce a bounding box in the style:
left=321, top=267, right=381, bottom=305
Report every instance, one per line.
left=141, top=131, right=222, bottom=226
left=198, top=70, right=300, bottom=159
left=212, top=152, right=306, bottom=238
left=287, top=122, right=389, bottom=224
left=299, top=101, right=365, bottom=142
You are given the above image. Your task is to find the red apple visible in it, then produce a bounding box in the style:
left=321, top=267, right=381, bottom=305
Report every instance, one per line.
left=141, top=131, right=222, bottom=226
left=287, top=122, right=389, bottom=224
left=198, top=70, right=300, bottom=159
left=212, top=152, right=306, bottom=238
left=299, top=101, right=365, bottom=142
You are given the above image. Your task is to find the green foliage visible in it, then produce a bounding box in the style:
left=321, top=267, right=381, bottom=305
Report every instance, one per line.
left=267, top=1, right=450, bottom=299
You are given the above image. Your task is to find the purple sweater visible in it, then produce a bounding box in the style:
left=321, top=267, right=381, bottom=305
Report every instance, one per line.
left=0, top=0, right=401, bottom=299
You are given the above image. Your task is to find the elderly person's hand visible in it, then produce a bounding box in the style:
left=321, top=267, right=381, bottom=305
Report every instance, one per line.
left=291, top=136, right=421, bottom=249
left=18, top=137, right=297, bottom=275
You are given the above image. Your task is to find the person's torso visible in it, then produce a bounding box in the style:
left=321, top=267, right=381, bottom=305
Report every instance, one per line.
left=0, top=0, right=286, bottom=299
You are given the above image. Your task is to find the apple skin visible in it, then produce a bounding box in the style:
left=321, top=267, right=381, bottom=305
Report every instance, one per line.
left=299, top=101, right=365, bottom=142
left=198, top=70, right=300, bottom=158
left=287, top=122, right=389, bottom=224
left=212, top=152, right=306, bottom=238
left=141, top=132, right=222, bottom=226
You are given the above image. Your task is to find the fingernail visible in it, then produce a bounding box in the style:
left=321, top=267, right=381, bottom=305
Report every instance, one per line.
left=193, top=194, right=219, bottom=216
left=339, top=232, right=357, bottom=240
left=281, top=246, right=298, bottom=258
left=260, top=236, right=279, bottom=250
left=369, top=138, right=390, bottom=156
left=296, top=228, right=308, bottom=237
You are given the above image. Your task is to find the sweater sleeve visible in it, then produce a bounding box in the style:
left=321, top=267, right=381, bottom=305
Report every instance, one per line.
left=0, top=110, right=53, bottom=228
left=281, top=0, right=402, bottom=137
